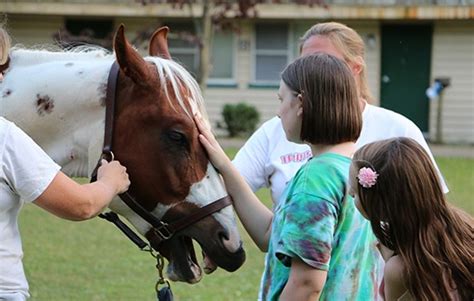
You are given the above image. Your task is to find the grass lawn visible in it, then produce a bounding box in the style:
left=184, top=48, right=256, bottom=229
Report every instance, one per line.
left=19, top=152, right=472, bottom=300
left=436, top=157, right=474, bottom=213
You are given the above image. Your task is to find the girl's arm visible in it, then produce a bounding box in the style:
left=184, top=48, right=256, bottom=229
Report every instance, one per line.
left=34, top=160, right=130, bottom=221
left=280, top=257, right=327, bottom=301
left=195, top=114, right=273, bottom=251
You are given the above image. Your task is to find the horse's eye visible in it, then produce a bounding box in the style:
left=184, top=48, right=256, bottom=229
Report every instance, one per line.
left=168, top=130, right=187, bottom=143
left=163, top=129, right=190, bottom=151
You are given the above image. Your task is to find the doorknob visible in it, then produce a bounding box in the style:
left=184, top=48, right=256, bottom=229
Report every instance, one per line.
left=382, top=75, right=390, bottom=83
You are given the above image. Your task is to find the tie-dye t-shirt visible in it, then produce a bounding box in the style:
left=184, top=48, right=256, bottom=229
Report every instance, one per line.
left=258, top=153, right=381, bottom=300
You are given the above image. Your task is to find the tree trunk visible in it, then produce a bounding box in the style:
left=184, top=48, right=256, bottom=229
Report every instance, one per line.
left=197, top=0, right=213, bottom=91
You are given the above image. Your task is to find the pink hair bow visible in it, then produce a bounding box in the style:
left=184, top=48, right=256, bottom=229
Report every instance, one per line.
left=358, top=167, right=378, bottom=188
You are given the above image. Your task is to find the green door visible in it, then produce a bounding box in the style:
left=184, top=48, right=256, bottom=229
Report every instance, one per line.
left=381, top=24, right=433, bottom=132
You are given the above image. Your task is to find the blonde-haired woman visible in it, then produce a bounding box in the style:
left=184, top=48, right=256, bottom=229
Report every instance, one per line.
left=233, top=21, right=447, bottom=208
left=0, top=26, right=130, bottom=300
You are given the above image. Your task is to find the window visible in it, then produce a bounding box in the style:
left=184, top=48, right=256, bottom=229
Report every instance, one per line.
left=167, top=23, right=199, bottom=76
left=166, top=23, right=235, bottom=84
left=208, top=30, right=235, bottom=84
left=254, top=24, right=290, bottom=84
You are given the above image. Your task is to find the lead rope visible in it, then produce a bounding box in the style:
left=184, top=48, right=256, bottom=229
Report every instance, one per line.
left=145, top=247, right=173, bottom=301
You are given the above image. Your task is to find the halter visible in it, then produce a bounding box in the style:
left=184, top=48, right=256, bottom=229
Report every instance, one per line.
left=92, top=61, right=232, bottom=249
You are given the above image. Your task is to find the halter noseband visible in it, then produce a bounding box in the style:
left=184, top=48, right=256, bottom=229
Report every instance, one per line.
left=91, top=61, right=232, bottom=250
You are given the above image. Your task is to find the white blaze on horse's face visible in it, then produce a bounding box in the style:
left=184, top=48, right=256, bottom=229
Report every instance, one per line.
left=185, top=163, right=241, bottom=252
left=145, top=161, right=242, bottom=253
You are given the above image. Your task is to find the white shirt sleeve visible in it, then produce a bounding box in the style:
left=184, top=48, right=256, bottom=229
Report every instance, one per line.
left=1, top=121, right=61, bottom=203
left=232, top=122, right=271, bottom=192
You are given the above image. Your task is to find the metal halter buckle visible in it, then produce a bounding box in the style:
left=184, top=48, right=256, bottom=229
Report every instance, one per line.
left=154, top=222, right=173, bottom=240
left=101, top=150, right=115, bottom=162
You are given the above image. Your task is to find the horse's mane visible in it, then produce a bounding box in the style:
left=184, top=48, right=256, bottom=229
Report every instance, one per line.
left=147, top=56, right=210, bottom=125
left=9, top=45, right=209, bottom=125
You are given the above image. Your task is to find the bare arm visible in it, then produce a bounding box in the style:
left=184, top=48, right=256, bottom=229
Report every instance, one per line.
left=280, top=257, right=327, bottom=301
left=34, top=160, right=130, bottom=221
left=195, top=114, right=273, bottom=251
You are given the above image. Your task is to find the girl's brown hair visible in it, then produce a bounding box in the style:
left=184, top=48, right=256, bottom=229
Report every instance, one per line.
left=352, top=137, right=473, bottom=301
left=281, top=52, right=361, bottom=145
left=300, top=22, right=373, bottom=103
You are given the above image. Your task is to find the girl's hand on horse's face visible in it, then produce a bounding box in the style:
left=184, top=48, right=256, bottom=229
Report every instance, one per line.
left=97, top=159, right=131, bottom=194
left=194, top=113, right=231, bottom=172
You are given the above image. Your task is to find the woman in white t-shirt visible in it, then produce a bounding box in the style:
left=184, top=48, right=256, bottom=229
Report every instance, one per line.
left=233, top=22, right=447, bottom=206
left=0, top=27, right=130, bottom=301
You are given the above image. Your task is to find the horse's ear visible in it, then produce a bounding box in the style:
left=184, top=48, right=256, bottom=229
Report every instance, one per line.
left=149, top=26, right=171, bottom=59
left=114, top=24, right=151, bottom=84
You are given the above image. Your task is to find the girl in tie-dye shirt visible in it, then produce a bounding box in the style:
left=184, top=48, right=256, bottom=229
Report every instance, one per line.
left=259, top=152, right=380, bottom=300
left=195, top=53, right=381, bottom=300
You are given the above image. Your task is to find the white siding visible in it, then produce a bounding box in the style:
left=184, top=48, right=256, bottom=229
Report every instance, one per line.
left=344, top=21, right=381, bottom=105
left=7, top=15, right=64, bottom=47
left=430, top=21, right=474, bottom=143
left=236, top=22, right=253, bottom=90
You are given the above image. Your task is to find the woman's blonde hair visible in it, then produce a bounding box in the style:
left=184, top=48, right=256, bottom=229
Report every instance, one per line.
left=0, top=26, right=11, bottom=65
left=300, top=22, right=373, bottom=102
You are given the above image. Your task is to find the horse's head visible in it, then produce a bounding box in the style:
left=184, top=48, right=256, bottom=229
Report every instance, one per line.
left=109, top=25, right=245, bottom=283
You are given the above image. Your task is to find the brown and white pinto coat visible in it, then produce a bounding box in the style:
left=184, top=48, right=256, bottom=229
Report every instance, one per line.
left=0, top=25, right=245, bottom=283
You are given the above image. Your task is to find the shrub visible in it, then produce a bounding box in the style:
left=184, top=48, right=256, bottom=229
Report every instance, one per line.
left=221, top=103, right=260, bottom=137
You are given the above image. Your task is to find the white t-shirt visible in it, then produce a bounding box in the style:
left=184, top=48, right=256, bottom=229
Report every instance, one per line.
left=233, top=104, right=448, bottom=205
left=0, top=117, right=60, bottom=299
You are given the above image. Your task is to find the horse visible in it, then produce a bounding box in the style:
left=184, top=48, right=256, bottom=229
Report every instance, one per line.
left=0, top=25, right=245, bottom=284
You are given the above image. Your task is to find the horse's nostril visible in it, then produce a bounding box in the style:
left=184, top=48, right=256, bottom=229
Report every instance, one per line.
left=218, top=230, right=229, bottom=242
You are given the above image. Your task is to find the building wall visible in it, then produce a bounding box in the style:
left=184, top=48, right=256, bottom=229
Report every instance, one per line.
left=430, top=20, right=474, bottom=143
left=4, top=14, right=473, bottom=143
left=203, top=20, right=381, bottom=132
